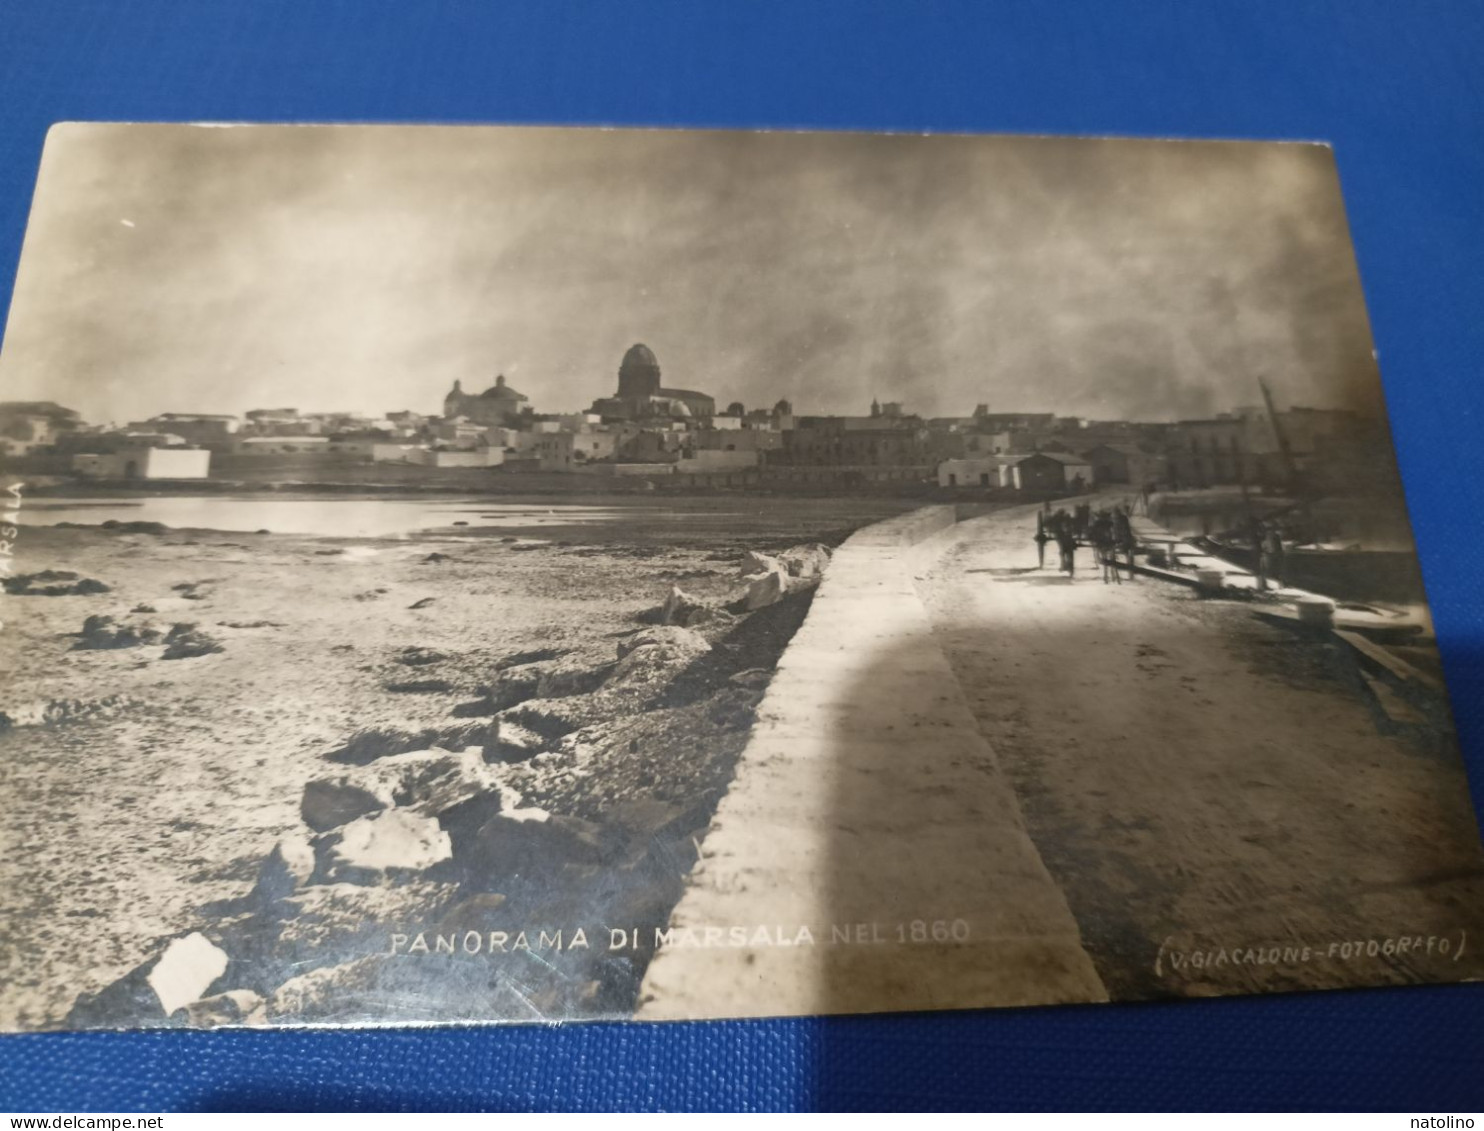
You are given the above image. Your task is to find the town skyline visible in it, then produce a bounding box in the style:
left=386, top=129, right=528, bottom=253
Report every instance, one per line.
left=0, top=125, right=1384, bottom=426
left=10, top=363, right=1363, bottom=433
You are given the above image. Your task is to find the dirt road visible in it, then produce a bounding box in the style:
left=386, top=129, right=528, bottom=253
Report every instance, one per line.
left=918, top=502, right=1484, bottom=999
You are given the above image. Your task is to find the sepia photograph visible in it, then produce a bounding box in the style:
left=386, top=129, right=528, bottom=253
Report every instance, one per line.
left=0, top=123, right=1480, bottom=1030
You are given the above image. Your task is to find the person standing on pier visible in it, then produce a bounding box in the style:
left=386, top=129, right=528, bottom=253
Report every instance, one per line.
left=1055, top=522, right=1078, bottom=576
left=1034, top=509, right=1050, bottom=569
left=1258, top=522, right=1287, bottom=592
left=1091, top=511, right=1121, bottom=585
left=1113, top=505, right=1136, bottom=580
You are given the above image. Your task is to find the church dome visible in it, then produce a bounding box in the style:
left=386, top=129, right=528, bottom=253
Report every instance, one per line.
left=479, top=374, right=526, bottom=401
left=618, top=343, right=662, bottom=398
left=620, top=343, right=660, bottom=377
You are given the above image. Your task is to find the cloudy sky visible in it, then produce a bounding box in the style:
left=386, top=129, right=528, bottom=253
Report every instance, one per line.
left=0, top=124, right=1383, bottom=424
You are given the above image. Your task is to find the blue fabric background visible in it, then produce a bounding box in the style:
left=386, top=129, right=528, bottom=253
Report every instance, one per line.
left=1, top=0, right=1481, bottom=1112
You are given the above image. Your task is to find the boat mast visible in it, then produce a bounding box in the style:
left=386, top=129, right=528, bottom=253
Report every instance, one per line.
left=1259, top=379, right=1296, bottom=485
left=1259, top=378, right=1313, bottom=540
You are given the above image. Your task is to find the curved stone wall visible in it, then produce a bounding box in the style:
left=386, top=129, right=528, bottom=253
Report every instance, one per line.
left=637, top=505, right=1106, bottom=1020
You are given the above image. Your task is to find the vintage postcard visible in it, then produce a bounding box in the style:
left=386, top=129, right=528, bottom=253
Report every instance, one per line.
left=0, top=124, right=1479, bottom=1029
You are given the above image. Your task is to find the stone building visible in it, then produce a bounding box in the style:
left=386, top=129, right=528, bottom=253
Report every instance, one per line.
left=72, top=446, right=211, bottom=480
left=533, top=429, right=620, bottom=471
left=766, top=408, right=939, bottom=484
left=0, top=400, right=82, bottom=456
left=443, top=374, right=531, bottom=428
left=126, top=413, right=240, bottom=446
left=1012, top=450, right=1094, bottom=492
left=590, top=343, right=715, bottom=421
left=244, top=407, right=318, bottom=435
left=1166, top=416, right=1253, bottom=487
left=775, top=415, right=932, bottom=469
left=1082, top=443, right=1166, bottom=487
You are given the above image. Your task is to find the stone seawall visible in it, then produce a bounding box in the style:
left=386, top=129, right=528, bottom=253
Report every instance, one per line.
left=636, top=506, right=1106, bottom=1020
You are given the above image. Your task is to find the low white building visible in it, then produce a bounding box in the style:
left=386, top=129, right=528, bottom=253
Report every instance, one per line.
left=938, top=456, right=1014, bottom=488
left=533, top=429, right=620, bottom=470
left=72, top=446, right=211, bottom=480
left=418, top=448, right=505, bottom=468
left=488, top=427, right=537, bottom=453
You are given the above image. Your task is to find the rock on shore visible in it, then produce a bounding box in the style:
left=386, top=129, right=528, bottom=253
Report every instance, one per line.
left=64, top=541, right=824, bottom=1027
left=4, top=570, right=111, bottom=596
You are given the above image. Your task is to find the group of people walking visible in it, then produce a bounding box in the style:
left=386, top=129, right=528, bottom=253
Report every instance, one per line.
left=1034, top=501, right=1138, bottom=584
left=1028, top=492, right=1296, bottom=594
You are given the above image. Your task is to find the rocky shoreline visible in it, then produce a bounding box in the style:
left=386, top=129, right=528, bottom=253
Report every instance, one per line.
left=2, top=515, right=840, bottom=1028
